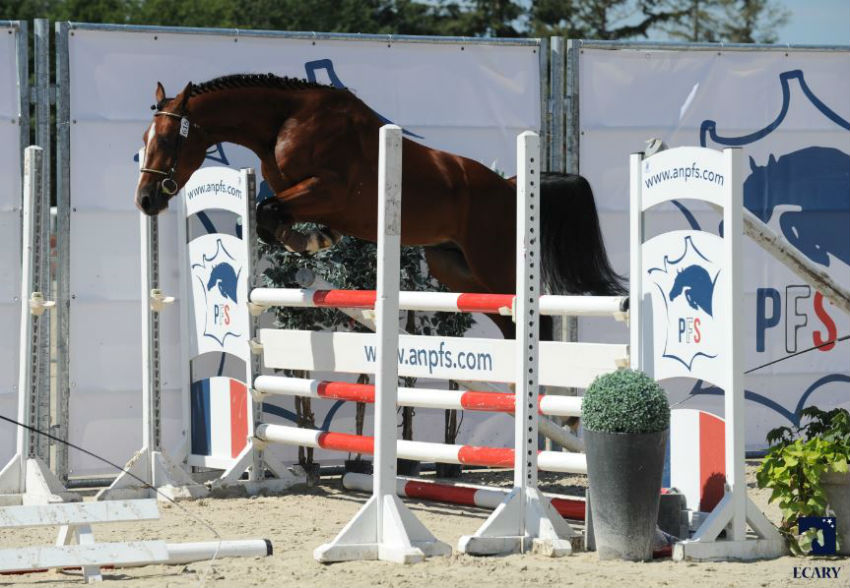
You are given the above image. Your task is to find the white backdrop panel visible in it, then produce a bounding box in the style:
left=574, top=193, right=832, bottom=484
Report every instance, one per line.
left=578, top=46, right=850, bottom=451
left=66, top=27, right=541, bottom=474
left=0, top=24, right=22, bottom=466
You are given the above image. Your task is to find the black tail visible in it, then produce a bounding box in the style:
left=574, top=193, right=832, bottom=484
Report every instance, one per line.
left=540, top=173, right=627, bottom=295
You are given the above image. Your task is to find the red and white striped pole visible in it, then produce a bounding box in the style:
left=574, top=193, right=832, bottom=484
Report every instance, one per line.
left=255, top=425, right=587, bottom=474
left=253, top=376, right=583, bottom=417
left=249, top=287, right=627, bottom=319
left=342, top=473, right=586, bottom=521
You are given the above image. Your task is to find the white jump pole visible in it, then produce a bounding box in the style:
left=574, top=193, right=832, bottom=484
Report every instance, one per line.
left=252, top=376, right=584, bottom=416
left=313, top=125, right=450, bottom=563
left=249, top=288, right=628, bottom=319
left=458, top=131, right=578, bottom=557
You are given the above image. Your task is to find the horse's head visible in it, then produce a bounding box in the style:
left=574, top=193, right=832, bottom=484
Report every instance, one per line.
left=135, top=82, right=206, bottom=215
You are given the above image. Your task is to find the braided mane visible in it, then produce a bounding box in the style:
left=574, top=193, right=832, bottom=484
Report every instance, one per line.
left=190, top=73, right=333, bottom=97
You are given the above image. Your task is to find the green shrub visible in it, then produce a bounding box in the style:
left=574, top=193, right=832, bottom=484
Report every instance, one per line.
left=756, top=407, right=850, bottom=554
left=581, top=369, right=669, bottom=434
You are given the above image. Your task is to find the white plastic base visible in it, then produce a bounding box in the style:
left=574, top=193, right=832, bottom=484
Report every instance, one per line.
left=314, top=494, right=452, bottom=564
left=674, top=537, right=787, bottom=561
left=209, top=441, right=308, bottom=496
left=673, top=492, right=786, bottom=561
left=0, top=455, right=79, bottom=506
left=458, top=488, right=579, bottom=557
left=95, top=448, right=208, bottom=501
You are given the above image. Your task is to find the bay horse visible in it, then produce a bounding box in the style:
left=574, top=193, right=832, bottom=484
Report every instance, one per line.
left=135, top=73, right=624, bottom=338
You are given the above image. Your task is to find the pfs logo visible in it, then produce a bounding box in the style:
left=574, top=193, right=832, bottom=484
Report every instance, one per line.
left=192, top=239, right=243, bottom=347
left=649, top=235, right=721, bottom=370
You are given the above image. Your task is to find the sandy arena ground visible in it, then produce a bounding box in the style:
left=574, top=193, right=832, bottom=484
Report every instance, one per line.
left=1, top=463, right=847, bottom=587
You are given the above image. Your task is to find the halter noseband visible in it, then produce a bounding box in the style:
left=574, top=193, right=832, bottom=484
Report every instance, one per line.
left=140, top=110, right=196, bottom=196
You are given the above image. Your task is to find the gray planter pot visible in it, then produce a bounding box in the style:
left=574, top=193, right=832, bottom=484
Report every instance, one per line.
left=584, top=428, right=669, bottom=561
left=822, top=470, right=850, bottom=555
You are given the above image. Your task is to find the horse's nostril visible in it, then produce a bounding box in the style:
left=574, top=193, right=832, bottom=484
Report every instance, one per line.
left=139, top=193, right=157, bottom=215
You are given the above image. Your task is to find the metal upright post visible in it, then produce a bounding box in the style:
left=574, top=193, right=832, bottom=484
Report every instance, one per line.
left=561, top=37, right=580, bottom=412
left=33, top=19, right=52, bottom=465
left=54, top=21, right=71, bottom=483
left=549, top=37, right=565, bottom=173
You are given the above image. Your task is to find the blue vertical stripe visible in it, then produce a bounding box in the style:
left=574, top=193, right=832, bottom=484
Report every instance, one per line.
left=191, top=379, right=212, bottom=456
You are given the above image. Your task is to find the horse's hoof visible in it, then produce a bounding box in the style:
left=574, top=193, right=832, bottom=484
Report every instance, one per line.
left=256, top=199, right=290, bottom=246
left=256, top=224, right=278, bottom=246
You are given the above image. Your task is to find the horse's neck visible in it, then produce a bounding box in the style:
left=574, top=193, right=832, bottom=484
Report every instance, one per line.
left=189, top=89, right=303, bottom=157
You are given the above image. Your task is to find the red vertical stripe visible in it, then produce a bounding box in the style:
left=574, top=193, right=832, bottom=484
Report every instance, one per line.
left=230, top=380, right=249, bottom=458
left=699, top=411, right=726, bottom=512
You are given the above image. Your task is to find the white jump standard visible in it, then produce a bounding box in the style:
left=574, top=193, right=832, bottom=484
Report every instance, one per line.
left=0, top=146, right=71, bottom=506
left=630, top=146, right=785, bottom=561
left=312, top=125, right=451, bottom=564
left=250, top=129, right=627, bottom=560
left=247, top=137, right=785, bottom=563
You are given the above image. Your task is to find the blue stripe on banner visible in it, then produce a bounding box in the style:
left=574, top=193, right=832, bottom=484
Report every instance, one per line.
left=320, top=400, right=345, bottom=432
left=196, top=211, right=217, bottom=235
left=191, top=380, right=212, bottom=456
left=262, top=403, right=298, bottom=424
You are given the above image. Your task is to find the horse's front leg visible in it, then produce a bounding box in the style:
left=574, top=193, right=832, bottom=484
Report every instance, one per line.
left=256, top=175, right=345, bottom=252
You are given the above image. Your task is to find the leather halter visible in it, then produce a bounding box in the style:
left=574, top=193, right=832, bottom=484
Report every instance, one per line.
left=139, top=110, right=197, bottom=195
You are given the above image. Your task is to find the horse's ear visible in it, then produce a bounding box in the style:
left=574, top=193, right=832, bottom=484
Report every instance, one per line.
left=177, top=82, right=193, bottom=110
left=155, top=82, right=166, bottom=104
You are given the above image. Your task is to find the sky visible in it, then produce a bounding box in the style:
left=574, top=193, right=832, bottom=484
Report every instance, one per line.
left=773, top=0, right=849, bottom=45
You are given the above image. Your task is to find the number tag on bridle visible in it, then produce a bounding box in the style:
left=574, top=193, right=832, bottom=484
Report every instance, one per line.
left=179, top=117, right=190, bottom=138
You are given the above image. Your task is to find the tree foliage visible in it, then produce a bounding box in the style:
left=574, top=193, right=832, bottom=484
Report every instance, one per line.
left=1, top=0, right=789, bottom=44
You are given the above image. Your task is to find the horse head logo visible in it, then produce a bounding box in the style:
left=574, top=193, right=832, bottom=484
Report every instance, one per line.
left=191, top=239, right=244, bottom=348
left=669, top=265, right=717, bottom=317
left=648, top=235, right=722, bottom=372
left=206, top=262, right=239, bottom=303
left=743, top=147, right=849, bottom=268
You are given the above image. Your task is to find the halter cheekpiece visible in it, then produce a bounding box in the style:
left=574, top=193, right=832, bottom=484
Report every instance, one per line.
left=139, top=110, right=195, bottom=196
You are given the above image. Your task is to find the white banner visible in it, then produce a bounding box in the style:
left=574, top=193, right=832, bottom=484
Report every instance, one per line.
left=65, top=26, right=542, bottom=474
left=260, top=330, right=628, bottom=389
left=0, top=23, right=23, bottom=465
left=578, top=46, right=850, bottom=451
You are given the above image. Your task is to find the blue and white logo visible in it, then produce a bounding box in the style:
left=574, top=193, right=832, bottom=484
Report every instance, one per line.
left=649, top=235, right=722, bottom=371
left=191, top=239, right=243, bottom=347
left=701, top=70, right=849, bottom=270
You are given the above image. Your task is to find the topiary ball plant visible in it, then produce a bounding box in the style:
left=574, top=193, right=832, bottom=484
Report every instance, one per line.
left=582, top=369, right=669, bottom=434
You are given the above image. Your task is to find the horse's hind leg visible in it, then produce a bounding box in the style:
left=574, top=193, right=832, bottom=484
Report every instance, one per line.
left=424, top=245, right=516, bottom=339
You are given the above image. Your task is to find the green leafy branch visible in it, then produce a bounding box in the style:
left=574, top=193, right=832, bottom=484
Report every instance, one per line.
left=756, top=407, right=850, bottom=554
